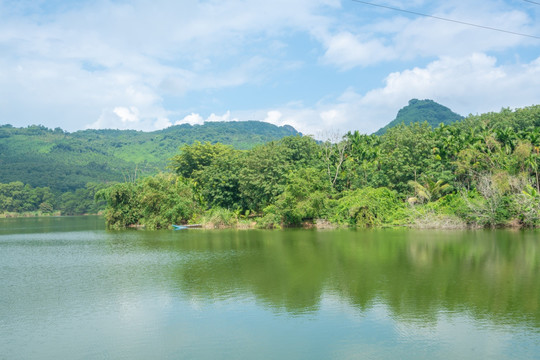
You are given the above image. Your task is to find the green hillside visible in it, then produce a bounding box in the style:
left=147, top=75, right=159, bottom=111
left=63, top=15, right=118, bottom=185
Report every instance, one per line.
left=374, top=99, right=463, bottom=135
left=0, top=121, right=299, bottom=192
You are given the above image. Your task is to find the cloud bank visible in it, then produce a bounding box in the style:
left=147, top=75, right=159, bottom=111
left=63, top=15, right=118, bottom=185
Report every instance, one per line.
left=0, top=0, right=538, bottom=136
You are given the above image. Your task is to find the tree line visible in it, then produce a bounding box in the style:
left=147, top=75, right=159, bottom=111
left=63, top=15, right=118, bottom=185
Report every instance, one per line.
left=0, top=121, right=298, bottom=192
left=0, top=181, right=108, bottom=216
left=97, top=104, right=540, bottom=229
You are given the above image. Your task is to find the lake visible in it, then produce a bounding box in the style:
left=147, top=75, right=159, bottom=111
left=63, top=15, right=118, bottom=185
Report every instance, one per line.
left=1, top=216, right=539, bottom=359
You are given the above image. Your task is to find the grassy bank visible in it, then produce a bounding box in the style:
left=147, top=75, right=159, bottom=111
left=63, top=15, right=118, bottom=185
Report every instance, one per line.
left=0, top=211, right=62, bottom=218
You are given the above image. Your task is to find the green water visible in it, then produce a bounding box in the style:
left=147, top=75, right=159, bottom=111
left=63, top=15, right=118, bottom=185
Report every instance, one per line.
left=1, top=216, right=539, bottom=359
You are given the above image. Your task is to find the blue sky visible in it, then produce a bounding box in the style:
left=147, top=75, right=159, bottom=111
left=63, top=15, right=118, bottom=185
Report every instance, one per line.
left=1, top=0, right=539, bottom=136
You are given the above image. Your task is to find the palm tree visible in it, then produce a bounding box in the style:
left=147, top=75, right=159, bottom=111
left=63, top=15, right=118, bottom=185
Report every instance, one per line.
left=409, top=178, right=452, bottom=203
left=495, top=126, right=517, bottom=154
left=524, top=152, right=540, bottom=193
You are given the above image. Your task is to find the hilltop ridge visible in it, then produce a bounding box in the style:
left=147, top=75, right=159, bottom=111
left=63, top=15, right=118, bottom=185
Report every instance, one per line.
left=374, top=99, right=463, bottom=135
left=0, top=120, right=300, bottom=192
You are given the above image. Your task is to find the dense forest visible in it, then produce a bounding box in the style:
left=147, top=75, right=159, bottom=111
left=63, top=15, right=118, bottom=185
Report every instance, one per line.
left=0, top=121, right=298, bottom=216
left=98, top=104, right=540, bottom=230
left=0, top=121, right=299, bottom=192
left=0, top=181, right=108, bottom=216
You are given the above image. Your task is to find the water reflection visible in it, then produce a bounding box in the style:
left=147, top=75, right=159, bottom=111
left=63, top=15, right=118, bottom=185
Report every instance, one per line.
left=2, top=220, right=539, bottom=359
left=131, top=229, right=540, bottom=329
left=0, top=215, right=103, bottom=235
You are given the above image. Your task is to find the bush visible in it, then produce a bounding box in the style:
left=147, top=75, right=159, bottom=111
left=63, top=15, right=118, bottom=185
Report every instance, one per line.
left=405, top=196, right=468, bottom=229
left=330, top=187, right=403, bottom=227
left=262, top=168, right=332, bottom=227
left=98, top=173, right=201, bottom=229
left=256, top=205, right=282, bottom=229
left=511, top=185, right=540, bottom=227
left=199, top=207, right=238, bottom=229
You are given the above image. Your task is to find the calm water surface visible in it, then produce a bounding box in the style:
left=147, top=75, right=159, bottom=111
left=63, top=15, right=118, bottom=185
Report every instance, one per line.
left=1, top=216, right=539, bottom=359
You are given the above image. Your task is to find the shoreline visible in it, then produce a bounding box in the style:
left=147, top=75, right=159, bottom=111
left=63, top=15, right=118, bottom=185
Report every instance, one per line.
left=0, top=212, right=101, bottom=219
left=2, top=212, right=530, bottom=230
left=132, top=219, right=529, bottom=231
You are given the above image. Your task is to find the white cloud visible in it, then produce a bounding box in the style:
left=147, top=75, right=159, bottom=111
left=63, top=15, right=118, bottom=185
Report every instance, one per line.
left=320, top=109, right=341, bottom=125
left=176, top=113, right=204, bottom=126
left=113, top=107, right=139, bottom=123
left=263, top=110, right=283, bottom=125
left=322, top=32, right=396, bottom=68
left=207, top=111, right=237, bottom=122
left=360, top=53, right=540, bottom=121
left=0, top=0, right=338, bottom=131
left=87, top=105, right=172, bottom=131
left=320, top=1, right=539, bottom=69
left=254, top=53, right=540, bottom=136
left=0, top=0, right=538, bottom=138
left=243, top=107, right=348, bottom=138
left=67, top=51, right=540, bottom=137
left=175, top=111, right=239, bottom=126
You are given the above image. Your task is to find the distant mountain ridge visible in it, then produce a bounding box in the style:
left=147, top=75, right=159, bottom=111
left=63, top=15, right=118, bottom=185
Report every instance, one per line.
left=374, top=99, right=463, bottom=135
left=0, top=121, right=300, bottom=192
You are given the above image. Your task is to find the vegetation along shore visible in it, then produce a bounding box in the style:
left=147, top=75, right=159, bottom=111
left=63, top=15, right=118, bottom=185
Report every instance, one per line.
left=97, top=104, right=540, bottom=230
left=2, top=102, right=540, bottom=230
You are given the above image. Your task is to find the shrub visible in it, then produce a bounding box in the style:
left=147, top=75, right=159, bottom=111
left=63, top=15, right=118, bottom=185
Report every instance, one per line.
left=256, top=205, right=282, bottom=229
left=200, top=207, right=238, bottom=229
left=271, top=168, right=332, bottom=226
left=330, top=187, right=403, bottom=227
left=98, top=173, right=201, bottom=229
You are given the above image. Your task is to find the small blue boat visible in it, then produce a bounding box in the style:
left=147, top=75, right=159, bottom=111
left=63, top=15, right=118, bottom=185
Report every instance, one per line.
left=172, top=224, right=201, bottom=230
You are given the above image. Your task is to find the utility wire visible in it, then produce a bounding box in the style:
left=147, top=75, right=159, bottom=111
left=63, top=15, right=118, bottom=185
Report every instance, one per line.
left=351, top=0, right=540, bottom=40
left=521, top=0, right=540, bottom=6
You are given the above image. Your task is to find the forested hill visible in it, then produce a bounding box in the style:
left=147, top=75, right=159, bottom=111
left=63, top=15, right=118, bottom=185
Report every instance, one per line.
left=374, top=99, right=463, bottom=135
left=0, top=121, right=299, bottom=192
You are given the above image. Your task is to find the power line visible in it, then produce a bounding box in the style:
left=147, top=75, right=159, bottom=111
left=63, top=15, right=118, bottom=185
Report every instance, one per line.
left=521, top=0, right=540, bottom=6
left=350, top=0, right=540, bottom=40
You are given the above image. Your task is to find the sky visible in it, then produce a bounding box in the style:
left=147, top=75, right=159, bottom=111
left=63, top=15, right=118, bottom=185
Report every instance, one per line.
left=0, top=0, right=539, bottom=137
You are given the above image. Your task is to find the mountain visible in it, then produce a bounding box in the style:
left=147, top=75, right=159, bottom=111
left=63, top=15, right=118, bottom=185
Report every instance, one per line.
left=0, top=121, right=299, bottom=192
left=374, top=99, right=463, bottom=135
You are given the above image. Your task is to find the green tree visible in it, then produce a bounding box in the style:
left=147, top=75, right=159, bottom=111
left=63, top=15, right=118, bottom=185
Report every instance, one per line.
left=97, top=182, right=142, bottom=228
left=378, top=123, right=438, bottom=195
left=170, top=141, right=235, bottom=179
left=98, top=173, right=201, bottom=229
left=343, top=131, right=384, bottom=190
left=239, top=136, right=320, bottom=212
left=273, top=167, right=331, bottom=226
left=331, top=187, right=403, bottom=227
left=196, top=150, right=245, bottom=210
left=408, top=178, right=451, bottom=203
